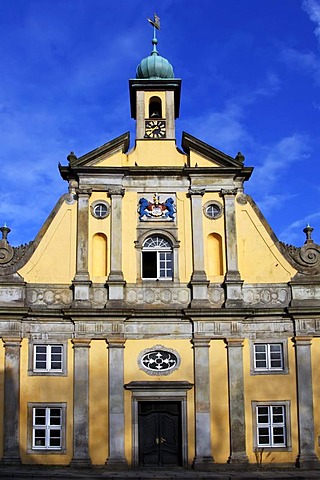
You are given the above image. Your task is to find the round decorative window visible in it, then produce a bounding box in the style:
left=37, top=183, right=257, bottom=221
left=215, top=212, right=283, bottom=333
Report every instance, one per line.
left=91, top=201, right=110, bottom=219
left=203, top=201, right=223, bottom=219
left=138, top=345, right=180, bottom=376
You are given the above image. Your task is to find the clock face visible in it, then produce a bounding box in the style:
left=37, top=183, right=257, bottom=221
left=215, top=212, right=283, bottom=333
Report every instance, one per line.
left=144, top=120, right=166, bottom=139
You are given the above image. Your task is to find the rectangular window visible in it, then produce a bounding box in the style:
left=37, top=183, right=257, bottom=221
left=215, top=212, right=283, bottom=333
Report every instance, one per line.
left=256, top=405, right=286, bottom=447
left=32, top=406, right=64, bottom=451
left=34, top=344, right=63, bottom=372
left=254, top=343, right=284, bottom=372
left=142, top=251, right=173, bottom=279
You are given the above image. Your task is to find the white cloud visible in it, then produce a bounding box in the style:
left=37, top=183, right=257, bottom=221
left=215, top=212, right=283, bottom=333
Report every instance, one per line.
left=302, top=0, right=320, bottom=45
left=251, top=134, right=310, bottom=193
left=279, top=211, right=320, bottom=245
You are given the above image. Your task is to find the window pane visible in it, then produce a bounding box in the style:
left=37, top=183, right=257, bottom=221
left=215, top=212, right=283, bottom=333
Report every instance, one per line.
left=254, top=345, right=267, bottom=368
left=34, top=409, right=46, bottom=425
left=50, top=409, right=62, bottom=425
left=270, top=344, right=283, bottom=369
left=34, top=429, right=46, bottom=447
left=142, top=251, right=157, bottom=278
left=49, top=430, right=61, bottom=447
left=257, top=427, right=270, bottom=445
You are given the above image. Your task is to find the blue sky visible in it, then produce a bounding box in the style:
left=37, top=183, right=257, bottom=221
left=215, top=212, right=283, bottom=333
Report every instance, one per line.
left=0, top=0, right=319, bottom=246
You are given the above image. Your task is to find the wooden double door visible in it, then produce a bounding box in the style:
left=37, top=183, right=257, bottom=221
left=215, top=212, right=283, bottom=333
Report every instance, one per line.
left=138, top=401, right=182, bottom=467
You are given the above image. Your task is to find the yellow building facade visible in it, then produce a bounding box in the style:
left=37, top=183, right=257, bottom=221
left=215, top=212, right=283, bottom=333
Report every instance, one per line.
left=1, top=34, right=320, bottom=472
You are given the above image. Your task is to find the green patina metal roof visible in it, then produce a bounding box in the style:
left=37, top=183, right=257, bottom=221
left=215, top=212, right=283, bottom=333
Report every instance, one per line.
left=136, top=37, right=174, bottom=79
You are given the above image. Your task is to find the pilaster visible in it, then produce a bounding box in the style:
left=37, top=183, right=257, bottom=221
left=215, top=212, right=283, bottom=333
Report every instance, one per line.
left=70, top=339, right=92, bottom=466
left=72, top=187, right=92, bottom=305
left=1, top=337, right=22, bottom=465
left=105, top=338, right=128, bottom=469
left=226, top=339, right=248, bottom=464
left=106, top=189, right=126, bottom=301
left=192, top=337, right=214, bottom=469
left=294, top=336, right=319, bottom=469
left=189, top=189, right=209, bottom=307
left=220, top=189, right=243, bottom=307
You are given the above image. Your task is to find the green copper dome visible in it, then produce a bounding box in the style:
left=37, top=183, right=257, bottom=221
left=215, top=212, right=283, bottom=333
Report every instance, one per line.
left=136, top=38, right=174, bottom=79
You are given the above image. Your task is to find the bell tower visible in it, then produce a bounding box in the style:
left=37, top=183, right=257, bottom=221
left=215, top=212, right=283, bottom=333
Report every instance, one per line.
left=129, top=16, right=181, bottom=141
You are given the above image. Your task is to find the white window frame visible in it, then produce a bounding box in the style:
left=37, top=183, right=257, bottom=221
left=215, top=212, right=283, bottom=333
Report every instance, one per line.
left=141, top=235, right=173, bottom=280
left=28, top=342, right=67, bottom=376
left=28, top=403, right=66, bottom=454
left=252, top=401, right=291, bottom=451
left=251, top=340, right=288, bottom=375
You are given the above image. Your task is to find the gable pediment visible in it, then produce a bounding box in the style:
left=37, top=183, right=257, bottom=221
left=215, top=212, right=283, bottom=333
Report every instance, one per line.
left=182, top=131, right=245, bottom=168
left=68, top=132, right=130, bottom=167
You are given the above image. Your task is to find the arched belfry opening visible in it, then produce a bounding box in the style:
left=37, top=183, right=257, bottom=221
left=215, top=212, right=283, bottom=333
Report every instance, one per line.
left=149, top=96, right=162, bottom=118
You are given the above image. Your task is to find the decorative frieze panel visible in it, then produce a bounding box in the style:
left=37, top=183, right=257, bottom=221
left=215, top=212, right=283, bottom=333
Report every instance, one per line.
left=243, top=284, right=290, bottom=306
left=125, top=285, right=190, bottom=306
left=26, top=286, right=73, bottom=307
left=194, top=320, right=242, bottom=337
left=207, top=286, right=224, bottom=306
left=295, top=319, right=320, bottom=335
left=26, top=285, right=108, bottom=308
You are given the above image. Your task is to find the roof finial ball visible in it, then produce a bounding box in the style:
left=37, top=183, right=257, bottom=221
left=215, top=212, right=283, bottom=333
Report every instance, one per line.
left=136, top=14, right=174, bottom=80
left=0, top=224, right=11, bottom=241
left=303, top=223, right=314, bottom=244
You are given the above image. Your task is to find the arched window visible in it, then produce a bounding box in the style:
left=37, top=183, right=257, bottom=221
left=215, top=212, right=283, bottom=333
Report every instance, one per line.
left=149, top=96, right=162, bottom=118
left=142, top=235, right=173, bottom=280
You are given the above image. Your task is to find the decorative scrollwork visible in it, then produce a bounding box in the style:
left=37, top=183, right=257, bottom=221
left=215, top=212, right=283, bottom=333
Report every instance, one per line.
left=0, top=238, right=32, bottom=270
left=279, top=241, right=320, bottom=275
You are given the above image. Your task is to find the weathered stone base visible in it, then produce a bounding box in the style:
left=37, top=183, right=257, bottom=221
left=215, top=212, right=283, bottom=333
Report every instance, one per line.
left=70, top=458, right=92, bottom=467
left=0, top=456, right=22, bottom=466
left=105, top=456, right=128, bottom=470
left=228, top=453, right=249, bottom=464
left=296, top=453, right=320, bottom=469
left=193, top=455, right=215, bottom=470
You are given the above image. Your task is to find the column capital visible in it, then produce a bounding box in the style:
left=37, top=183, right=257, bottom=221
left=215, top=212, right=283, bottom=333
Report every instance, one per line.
left=2, top=337, right=22, bottom=347
left=225, top=338, right=245, bottom=348
left=108, top=188, right=125, bottom=197
left=220, top=188, right=238, bottom=197
left=71, top=338, right=91, bottom=348
left=188, top=188, right=205, bottom=197
left=106, top=337, right=126, bottom=348
left=76, top=187, right=92, bottom=197
left=192, top=337, right=211, bottom=348
left=294, top=336, right=312, bottom=346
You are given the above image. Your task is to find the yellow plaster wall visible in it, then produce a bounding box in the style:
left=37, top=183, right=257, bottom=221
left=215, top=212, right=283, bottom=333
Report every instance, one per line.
left=144, top=91, right=166, bottom=118
left=176, top=191, right=192, bottom=282
left=203, top=193, right=226, bottom=282
left=210, top=340, right=229, bottom=462
left=19, top=339, right=74, bottom=465
left=243, top=338, right=298, bottom=465
left=237, top=201, right=297, bottom=283
left=89, top=340, right=109, bottom=464
left=123, top=339, right=195, bottom=465
left=18, top=202, right=77, bottom=284
left=189, top=150, right=220, bottom=168
left=122, top=192, right=140, bottom=283
left=128, top=140, right=186, bottom=167
left=311, top=337, right=320, bottom=460
left=88, top=192, right=111, bottom=282
left=94, top=150, right=126, bottom=167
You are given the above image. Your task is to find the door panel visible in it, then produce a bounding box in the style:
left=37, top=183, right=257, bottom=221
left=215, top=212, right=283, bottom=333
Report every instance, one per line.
left=138, top=401, right=182, bottom=467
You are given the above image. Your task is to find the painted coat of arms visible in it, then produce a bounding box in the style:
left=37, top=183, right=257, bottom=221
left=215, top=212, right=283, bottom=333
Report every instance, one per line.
left=138, top=194, right=176, bottom=221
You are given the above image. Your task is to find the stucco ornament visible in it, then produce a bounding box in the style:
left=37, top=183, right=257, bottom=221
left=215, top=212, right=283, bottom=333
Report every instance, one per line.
left=0, top=225, right=32, bottom=273
left=279, top=225, right=320, bottom=276
left=138, top=345, right=180, bottom=376
left=138, top=194, right=176, bottom=221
